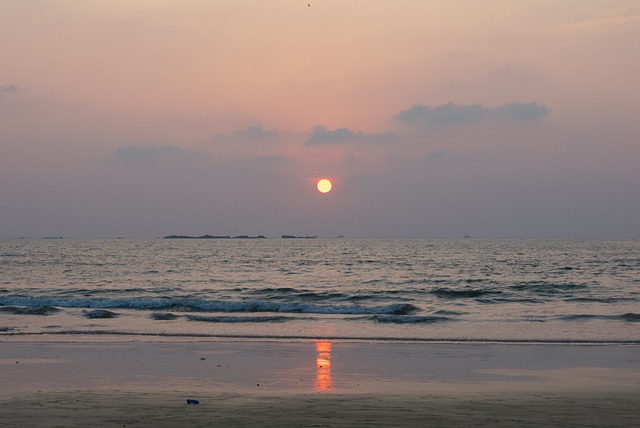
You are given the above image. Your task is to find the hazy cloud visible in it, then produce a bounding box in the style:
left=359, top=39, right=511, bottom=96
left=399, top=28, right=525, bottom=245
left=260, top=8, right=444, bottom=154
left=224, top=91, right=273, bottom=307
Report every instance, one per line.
left=397, top=103, right=484, bottom=127
left=424, top=150, right=447, bottom=165
left=306, top=125, right=361, bottom=144
left=236, top=125, right=277, bottom=140
left=0, top=84, right=22, bottom=95
left=545, top=6, right=640, bottom=35
left=113, top=145, right=205, bottom=162
left=227, top=155, right=289, bottom=174
left=396, top=102, right=548, bottom=128
left=305, top=125, right=396, bottom=145
left=494, top=102, right=548, bottom=121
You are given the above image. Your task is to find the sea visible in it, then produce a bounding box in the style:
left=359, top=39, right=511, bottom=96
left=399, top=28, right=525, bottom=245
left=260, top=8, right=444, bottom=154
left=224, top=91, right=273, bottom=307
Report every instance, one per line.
left=1, top=238, right=638, bottom=344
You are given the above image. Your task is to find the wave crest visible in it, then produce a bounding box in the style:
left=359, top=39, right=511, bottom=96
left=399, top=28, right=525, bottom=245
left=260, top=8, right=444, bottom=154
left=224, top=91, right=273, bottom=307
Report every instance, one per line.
left=430, top=288, right=499, bottom=299
left=0, top=305, right=60, bottom=315
left=370, top=315, right=453, bottom=324
left=186, top=315, right=292, bottom=323
left=0, top=296, right=419, bottom=316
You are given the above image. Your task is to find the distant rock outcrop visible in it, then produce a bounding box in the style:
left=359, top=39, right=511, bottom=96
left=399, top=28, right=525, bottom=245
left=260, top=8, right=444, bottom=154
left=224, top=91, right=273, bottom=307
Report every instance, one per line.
left=163, top=234, right=267, bottom=239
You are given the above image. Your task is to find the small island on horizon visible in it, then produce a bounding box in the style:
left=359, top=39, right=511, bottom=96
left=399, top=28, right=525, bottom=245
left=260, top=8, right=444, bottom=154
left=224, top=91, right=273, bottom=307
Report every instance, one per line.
left=163, top=234, right=267, bottom=239
left=162, top=234, right=320, bottom=239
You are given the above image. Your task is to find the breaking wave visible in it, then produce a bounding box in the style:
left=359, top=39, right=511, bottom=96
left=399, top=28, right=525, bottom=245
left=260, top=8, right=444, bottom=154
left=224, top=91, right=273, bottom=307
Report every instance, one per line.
left=83, top=309, right=119, bottom=319
left=0, top=296, right=419, bottom=316
left=369, top=315, right=454, bottom=324
left=0, top=305, right=60, bottom=315
left=430, top=288, right=500, bottom=299
left=186, top=315, right=293, bottom=323
left=559, top=313, right=640, bottom=322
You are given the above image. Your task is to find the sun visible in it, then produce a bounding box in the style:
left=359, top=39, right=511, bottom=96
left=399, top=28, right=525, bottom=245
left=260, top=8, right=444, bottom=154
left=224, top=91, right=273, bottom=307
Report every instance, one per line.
left=316, top=178, right=332, bottom=193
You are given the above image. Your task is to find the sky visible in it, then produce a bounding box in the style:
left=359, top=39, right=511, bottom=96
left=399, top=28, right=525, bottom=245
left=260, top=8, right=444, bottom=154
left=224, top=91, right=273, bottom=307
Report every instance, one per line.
left=1, top=0, right=639, bottom=239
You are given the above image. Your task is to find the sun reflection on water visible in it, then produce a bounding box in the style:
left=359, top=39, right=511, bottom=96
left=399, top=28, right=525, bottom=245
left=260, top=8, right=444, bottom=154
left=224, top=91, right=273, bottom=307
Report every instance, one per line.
left=315, top=340, right=332, bottom=391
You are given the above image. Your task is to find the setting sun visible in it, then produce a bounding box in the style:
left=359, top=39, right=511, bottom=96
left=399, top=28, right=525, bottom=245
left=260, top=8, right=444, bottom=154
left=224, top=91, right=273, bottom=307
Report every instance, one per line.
left=317, top=179, right=332, bottom=193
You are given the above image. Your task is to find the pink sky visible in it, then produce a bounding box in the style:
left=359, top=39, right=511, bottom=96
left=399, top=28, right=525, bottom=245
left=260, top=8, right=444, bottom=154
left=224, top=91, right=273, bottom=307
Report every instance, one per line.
left=1, top=1, right=639, bottom=238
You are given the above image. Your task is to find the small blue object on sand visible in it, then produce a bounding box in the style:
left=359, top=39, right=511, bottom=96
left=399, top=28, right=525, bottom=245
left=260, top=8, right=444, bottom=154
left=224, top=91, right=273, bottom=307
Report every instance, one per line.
left=186, top=399, right=199, bottom=404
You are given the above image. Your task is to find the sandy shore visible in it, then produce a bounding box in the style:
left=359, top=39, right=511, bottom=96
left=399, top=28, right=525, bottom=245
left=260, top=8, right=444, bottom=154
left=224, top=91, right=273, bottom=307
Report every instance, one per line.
left=2, top=340, right=639, bottom=427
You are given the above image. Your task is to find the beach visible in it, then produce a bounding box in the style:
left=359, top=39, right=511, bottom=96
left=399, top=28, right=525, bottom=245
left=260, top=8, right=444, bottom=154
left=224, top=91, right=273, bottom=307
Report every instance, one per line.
left=2, top=239, right=639, bottom=426
left=2, top=340, right=639, bottom=427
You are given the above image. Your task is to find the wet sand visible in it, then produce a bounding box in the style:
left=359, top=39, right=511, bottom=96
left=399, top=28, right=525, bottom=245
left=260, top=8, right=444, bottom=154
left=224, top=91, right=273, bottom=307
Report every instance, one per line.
left=1, top=340, right=639, bottom=427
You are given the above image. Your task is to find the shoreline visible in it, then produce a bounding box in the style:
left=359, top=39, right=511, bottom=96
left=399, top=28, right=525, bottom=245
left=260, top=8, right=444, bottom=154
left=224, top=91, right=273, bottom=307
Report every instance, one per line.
left=3, top=332, right=640, bottom=345
left=2, top=340, right=639, bottom=426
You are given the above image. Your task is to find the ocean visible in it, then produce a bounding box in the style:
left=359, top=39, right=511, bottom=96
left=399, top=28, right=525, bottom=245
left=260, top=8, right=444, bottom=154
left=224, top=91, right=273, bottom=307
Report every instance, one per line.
left=1, top=238, right=638, bottom=343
